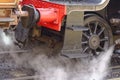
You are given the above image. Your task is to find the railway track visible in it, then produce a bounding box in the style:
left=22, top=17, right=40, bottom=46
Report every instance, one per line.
left=107, top=57, right=120, bottom=80
left=2, top=58, right=120, bottom=80
left=0, top=46, right=120, bottom=80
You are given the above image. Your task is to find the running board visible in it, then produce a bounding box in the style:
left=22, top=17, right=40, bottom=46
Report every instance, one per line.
left=61, top=49, right=92, bottom=58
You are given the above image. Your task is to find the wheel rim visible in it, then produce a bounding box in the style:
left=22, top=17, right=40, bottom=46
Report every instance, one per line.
left=82, top=21, right=109, bottom=55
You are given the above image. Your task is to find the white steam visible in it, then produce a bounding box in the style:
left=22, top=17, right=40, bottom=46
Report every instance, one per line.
left=28, top=47, right=114, bottom=80
left=0, top=29, right=114, bottom=80
left=1, top=32, right=12, bottom=45
left=0, top=29, right=12, bottom=45
left=88, top=47, right=113, bottom=80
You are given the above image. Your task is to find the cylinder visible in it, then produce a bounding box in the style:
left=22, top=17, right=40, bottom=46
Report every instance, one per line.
left=37, top=8, right=58, bottom=24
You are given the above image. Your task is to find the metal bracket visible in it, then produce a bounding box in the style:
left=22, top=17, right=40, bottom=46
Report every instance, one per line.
left=67, top=26, right=89, bottom=31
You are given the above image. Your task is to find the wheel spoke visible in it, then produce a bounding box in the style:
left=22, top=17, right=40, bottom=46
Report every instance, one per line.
left=83, top=33, right=90, bottom=39
left=100, top=37, right=108, bottom=42
left=98, top=27, right=105, bottom=36
left=82, top=41, right=88, bottom=44
left=82, top=47, right=89, bottom=53
left=82, top=15, right=112, bottom=56
left=98, top=46, right=105, bottom=51
left=94, top=22, right=99, bottom=34
left=88, top=23, right=93, bottom=35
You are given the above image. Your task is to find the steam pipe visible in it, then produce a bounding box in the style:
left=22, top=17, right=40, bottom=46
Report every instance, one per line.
left=66, top=0, right=110, bottom=14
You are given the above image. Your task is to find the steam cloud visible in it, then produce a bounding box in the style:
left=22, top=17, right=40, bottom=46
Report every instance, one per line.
left=29, top=47, right=113, bottom=80
left=0, top=29, right=114, bottom=80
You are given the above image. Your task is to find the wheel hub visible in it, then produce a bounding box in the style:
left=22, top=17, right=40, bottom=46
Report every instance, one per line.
left=89, top=35, right=100, bottom=49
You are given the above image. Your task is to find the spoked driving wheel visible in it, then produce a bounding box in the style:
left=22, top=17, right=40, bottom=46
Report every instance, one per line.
left=82, top=15, right=113, bottom=56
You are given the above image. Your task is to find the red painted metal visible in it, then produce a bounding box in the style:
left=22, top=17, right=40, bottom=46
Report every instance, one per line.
left=37, top=8, right=58, bottom=25
left=20, top=0, right=66, bottom=31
